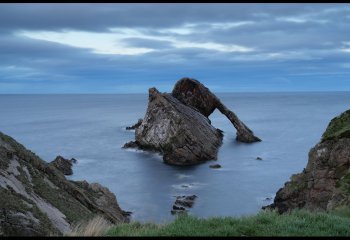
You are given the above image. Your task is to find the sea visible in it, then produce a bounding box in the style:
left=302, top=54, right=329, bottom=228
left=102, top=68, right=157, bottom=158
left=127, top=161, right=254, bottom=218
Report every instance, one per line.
left=0, top=92, right=349, bottom=223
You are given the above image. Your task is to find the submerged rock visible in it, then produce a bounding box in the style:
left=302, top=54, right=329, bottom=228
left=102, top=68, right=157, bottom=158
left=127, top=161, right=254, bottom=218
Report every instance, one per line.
left=0, top=131, right=129, bottom=236
left=124, top=78, right=260, bottom=166
left=209, top=164, right=222, bottom=168
left=49, top=156, right=76, bottom=176
left=264, top=109, right=350, bottom=213
left=135, top=88, right=223, bottom=166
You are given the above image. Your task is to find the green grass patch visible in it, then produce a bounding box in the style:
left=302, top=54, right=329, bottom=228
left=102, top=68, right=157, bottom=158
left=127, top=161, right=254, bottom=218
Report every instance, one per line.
left=322, top=110, right=350, bottom=141
left=106, top=210, right=350, bottom=237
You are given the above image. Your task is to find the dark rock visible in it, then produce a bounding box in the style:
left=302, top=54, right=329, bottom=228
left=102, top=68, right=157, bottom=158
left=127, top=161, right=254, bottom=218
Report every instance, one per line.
left=264, top=109, right=350, bottom=213
left=172, top=78, right=261, bottom=143
left=122, top=141, right=140, bottom=149
left=0, top=131, right=129, bottom=236
left=135, top=88, right=223, bottom=166
left=49, top=156, right=75, bottom=176
left=170, top=195, right=197, bottom=215
left=175, top=195, right=197, bottom=208
left=125, top=78, right=261, bottom=166
left=172, top=205, right=186, bottom=211
left=209, top=164, right=222, bottom=168
left=122, top=211, right=133, bottom=217
left=126, top=119, right=143, bottom=130
left=256, top=157, right=262, bottom=160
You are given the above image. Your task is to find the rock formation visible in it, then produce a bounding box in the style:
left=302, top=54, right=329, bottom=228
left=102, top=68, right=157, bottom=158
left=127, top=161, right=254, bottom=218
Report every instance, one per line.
left=130, top=88, right=223, bottom=166
left=0, top=131, right=129, bottom=236
left=124, top=78, right=260, bottom=166
left=171, top=195, right=197, bottom=215
left=49, top=156, right=76, bottom=176
left=264, top=109, right=350, bottom=213
left=172, top=78, right=261, bottom=143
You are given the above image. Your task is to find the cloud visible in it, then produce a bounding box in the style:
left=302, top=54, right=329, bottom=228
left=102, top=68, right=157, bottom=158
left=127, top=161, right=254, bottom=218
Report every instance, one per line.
left=1, top=3, right=350, bottom=93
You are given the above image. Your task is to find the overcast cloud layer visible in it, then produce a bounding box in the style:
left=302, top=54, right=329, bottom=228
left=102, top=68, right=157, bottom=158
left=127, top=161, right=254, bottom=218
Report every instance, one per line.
left=1, top=3, right=350, bottom=93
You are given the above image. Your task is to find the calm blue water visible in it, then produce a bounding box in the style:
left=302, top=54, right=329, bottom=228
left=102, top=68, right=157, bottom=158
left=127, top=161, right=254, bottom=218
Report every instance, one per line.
left=0, top=92, right=349, bottom=223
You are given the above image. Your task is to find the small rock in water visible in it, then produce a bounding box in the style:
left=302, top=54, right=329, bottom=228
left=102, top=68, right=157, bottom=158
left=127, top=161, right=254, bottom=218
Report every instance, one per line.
left=209, top=164, right=221, bottom=169
left=173, top=205, right=186, bottom=211
left=171, top=195, right=197, bottom=215
left=126, top=119, right=143, bottom=130
left=256, top=157, right=263, bottom=160
left=122, top=141, right=139, bottom=149
left=122, top=211, right=133, bottom=217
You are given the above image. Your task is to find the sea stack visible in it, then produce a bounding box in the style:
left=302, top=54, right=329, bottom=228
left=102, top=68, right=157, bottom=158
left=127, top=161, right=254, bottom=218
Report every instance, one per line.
left=124, top=77, right=261, bottom=166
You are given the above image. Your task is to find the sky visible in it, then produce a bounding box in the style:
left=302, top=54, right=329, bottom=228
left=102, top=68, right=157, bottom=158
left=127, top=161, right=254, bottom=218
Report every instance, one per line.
left=1, top=3, right=350, bottom=93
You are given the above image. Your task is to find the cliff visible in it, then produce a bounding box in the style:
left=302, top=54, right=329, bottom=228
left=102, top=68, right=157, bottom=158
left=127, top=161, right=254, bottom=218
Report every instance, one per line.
left=265, top=109, right=350, bottom=213
left=0, top=132, right=129, bottom=236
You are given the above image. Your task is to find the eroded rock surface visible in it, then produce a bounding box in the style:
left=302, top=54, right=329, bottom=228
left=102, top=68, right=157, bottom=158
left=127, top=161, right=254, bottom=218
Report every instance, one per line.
left=134, top=88, right=223, bottom=166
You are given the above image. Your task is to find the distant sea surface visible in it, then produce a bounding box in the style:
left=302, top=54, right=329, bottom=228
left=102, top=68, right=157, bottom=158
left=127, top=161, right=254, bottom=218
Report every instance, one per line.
left=1, top=92, right=350, bottom=223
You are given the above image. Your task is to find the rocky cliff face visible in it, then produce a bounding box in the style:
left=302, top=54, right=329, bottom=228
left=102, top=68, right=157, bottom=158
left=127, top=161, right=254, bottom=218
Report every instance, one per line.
left=265, top=110, right=350, bottom=213
left=124, top=78, right=260, bottom=166
left=0, top=132, right=128, bottom=236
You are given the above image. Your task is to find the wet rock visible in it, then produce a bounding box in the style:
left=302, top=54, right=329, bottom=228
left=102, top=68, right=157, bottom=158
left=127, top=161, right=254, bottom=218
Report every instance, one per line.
left=209, top=164, right=222, bottom=168
left=122, top=141, right=140, bottom=149
left=171, top=195, right=197, bottom=215
left=256, top=157, right=263, bottom=160
left=172, top=205, right=186, bottom=211
left=49, top=156, right=76, bottom=176
left=175, top=195, right=197, bottom=208
left=122, top=211, right=133, bottom=217
left=126, top=119, right=143, bottom=130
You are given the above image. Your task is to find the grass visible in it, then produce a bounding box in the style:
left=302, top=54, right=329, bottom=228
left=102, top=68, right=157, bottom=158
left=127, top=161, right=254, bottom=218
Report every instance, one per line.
left=66, top=215, right=111, bottom=236
left=106, top=210, right=350, bottom=237
left=322, top=109, right=350, bottom=141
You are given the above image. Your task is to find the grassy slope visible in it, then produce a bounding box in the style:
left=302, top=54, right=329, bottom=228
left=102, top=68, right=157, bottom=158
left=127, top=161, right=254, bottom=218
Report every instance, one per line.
left=106, top=210, right=350, bottom=237
left=322, top=109, right=350, bottom=141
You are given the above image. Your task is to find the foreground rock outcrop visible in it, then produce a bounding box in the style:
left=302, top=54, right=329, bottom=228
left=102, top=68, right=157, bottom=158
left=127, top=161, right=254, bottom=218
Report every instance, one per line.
left=0, top=132, right=129, bottom=236
left=124, top=78, right=260, bottom=165
left=264, top=110, right=350, bottom=213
